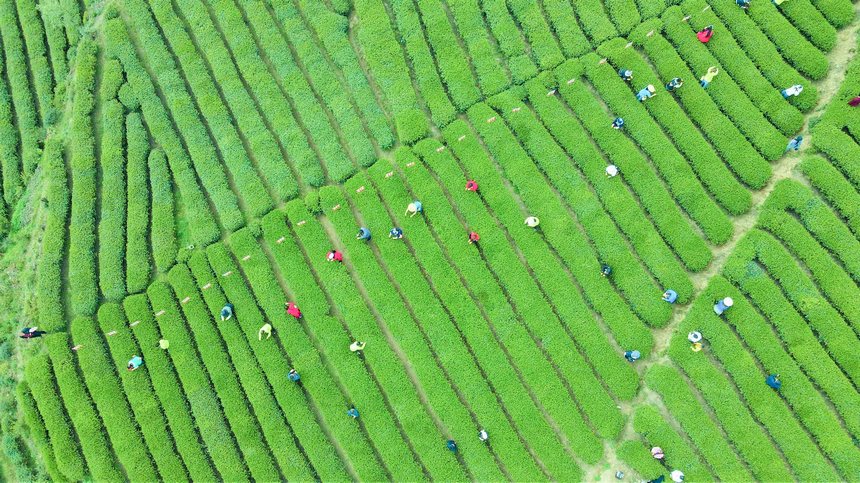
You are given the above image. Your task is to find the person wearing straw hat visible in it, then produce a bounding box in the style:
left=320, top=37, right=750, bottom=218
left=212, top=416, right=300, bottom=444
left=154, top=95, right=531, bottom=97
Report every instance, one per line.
left=713, top=297, right=733, bottom=315
left=406, top=201, right=423, bottom=217
left=525, top=216, right=540, bottom=228
left=606, top=165, right=619, bottom=178
left=651, top=447, right=665, bottom=460
left=636, top=84, right=657, bottom=101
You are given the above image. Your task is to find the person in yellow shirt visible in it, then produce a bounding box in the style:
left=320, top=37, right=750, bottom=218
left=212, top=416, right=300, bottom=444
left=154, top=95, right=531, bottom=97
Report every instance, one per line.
left=699, top=66, right=719, bottom=88
left=258, top=323, right=272, bottom=340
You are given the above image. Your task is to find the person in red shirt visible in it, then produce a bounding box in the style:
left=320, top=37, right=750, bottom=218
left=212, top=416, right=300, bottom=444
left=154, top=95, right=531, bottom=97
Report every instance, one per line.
left=468, top=232, right=480, bottom=244
left=849, top=96, right=860, bottom=107
left=327, top=250, right=343, bottom=262
left=286, top=302, right=302, bottom=319
left=465, top=180, right=478, bottom=192
left=697, top=25, right=714, bottom=43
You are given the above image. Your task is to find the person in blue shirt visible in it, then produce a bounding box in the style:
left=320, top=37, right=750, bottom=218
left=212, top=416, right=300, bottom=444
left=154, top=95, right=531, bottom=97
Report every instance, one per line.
left=665, top=77, right=683, bottom=92
left=288, top=369, right=300, bottom=382
left=220, top=303, right=234, bottom=321
left=624, top=350, right=641, bottom=362
left=786, top=135, right=803, bottom=151
left=737, top=0, right=750, bottom=9
left=389, top=227, right=403, bottom=239
left=446, top=440, right=457, bottom=452
left=636, top=85, right=656, bottom=101
left=127, top=355, right=143, bottom=371
left=611, top=117, right=625, bottom=130
left=347, top=408, right=359, bottom=419
left=356, top=227, right=371, bottom=241
left=662, top=290, right=678, bottom=304
left=766, top=374, right=782, bottom=390
left=618, top=69, right=633, bottom=81
left=406, top=201, right=423, bottom=217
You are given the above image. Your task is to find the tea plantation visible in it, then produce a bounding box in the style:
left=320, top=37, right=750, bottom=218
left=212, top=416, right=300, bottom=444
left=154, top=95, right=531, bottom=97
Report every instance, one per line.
left=0, top=0, right=858, bottom=480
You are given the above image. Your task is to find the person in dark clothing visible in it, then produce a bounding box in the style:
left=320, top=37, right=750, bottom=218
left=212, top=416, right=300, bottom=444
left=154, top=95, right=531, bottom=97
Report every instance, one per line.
left=737, top=0, right=750, bottom=9
left=849, top=96, right=860, bottom=107
left=611, top=117, right=625, bottom=130
left=288, top=369, right=300, bottom=382
left=446, top=440, right=458, bottom=452
left=619, top=69, right=633, bottom=81
left=665, top=77, right=683, bottom=92
left=19, top=327, right=46, bottom=339
left=356, top=227, right=371, bottom=241
left=601, top=264, right=612, bottom=277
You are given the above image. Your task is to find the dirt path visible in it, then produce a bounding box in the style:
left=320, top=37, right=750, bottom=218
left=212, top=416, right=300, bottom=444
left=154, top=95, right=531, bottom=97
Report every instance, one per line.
left=585, top=8, right=860, bottom=481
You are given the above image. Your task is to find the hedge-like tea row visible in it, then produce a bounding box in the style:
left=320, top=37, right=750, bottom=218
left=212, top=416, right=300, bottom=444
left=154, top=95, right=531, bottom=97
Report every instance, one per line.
left=477, top=95, right=673, bottom=325
left=165, top=265, right=283, bottom=481
left=300, top=2, right=396, bottom=149
left=389, top=0, right=457, bottom=127
left=112, top=7, right=246, bottom=231
left=658, top=10, right=787, bottom=160
left=463, top=105, right=655, bottom=349
left=45, top=334, right=124, bottom=481
left=605, top=0, right=642, bottom=35
left=243, top=217, right=393, bottom=480
left=540, top=0, right=591, bottom=57
left=395, top=148, right=602, bottom=472
left=156, top=0, right=300, bottom=200
left=125, top=113, right=151, bottom=293
left=355, top=160, right=580, bottom=479
left=705, top=0, right=827, bottom=80
left=264, top=0, right=376, bottom=169
left=146, top=148, right=178, bottom=273
left=631, top=406, right=714, bottom=481
left=282, top=199, right=463, bottom=480
left=801, top=157, right=860, bottom=239
left=68, top=39, right=99, bottom=317
left=441, top=0, right=509, bottom=96
left=439, top=120, right=640, bottom=400
left=338, top=173, right=545, bottom=480
left=98, top=99, right=127, bottom=301
left=506, top=0, right=565, bottom=70
left=645, top=365, right=753, bottom=481
left=412, top=140, right=626, bottom=438
left=352, top=0, right=427, bottom=144
left=635, top=0, right=666, bottom=19
left=675, top=275, right=860, bottom=479
left=17, top=382, right=65, bottom=482
left=39, top=0, right=69, bottom=108
left=809, top=0, right=854, bottom=28
left=122, top=294, right=219, bottom=481
left=722, top=232, right=860, bottom=419
left=105, top=18, right=220, bottom=245
left=616, top=439, right=664, bottom=481
left=0, top=0, right=40, bottom=178
left=13, top=0, right=57, bottom=124
left=318, top=186, right=488, bottom=480
left=23, top=355, right=85, bottom=480
left=536, top=73, right=717, bottom=266
left=671, top=279, right=836, bottom=481
left=36, top=139, right=68, bottom=331
left=0, top=53, right=20, bottom=207
left=678, top=0, right=805, bottom=132
left=70, top=316, right=158, bottom=480
left=774, top=0, right=836, bottom=51
left=184, top=252, right=325, bottom=481
left=683, top=0, right=817, bottom=112
left=145, top=281, right=251, bottom=480
left=133, top=0, right=273, bottom=219
left=413, top=0, right=481, bottom=109
left=365, top=156, right=585, bottom=479
left=570, top=0, right=618, bottom=44
left=96, top=303, right=189, bottom=481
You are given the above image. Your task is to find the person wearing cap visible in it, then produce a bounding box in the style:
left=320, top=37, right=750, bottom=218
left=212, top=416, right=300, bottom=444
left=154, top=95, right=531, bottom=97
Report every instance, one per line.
left=327, top=250, right=344, bottom=262
left=766, top=374, right=782, bottom=390
left=619, top=69, right=633, bottom=81
left=159, top=339, right=170, bottom=350
left=665, top=77, right=683, bottom=92
left=611, top=117, right=625, bottom=130
left=636, top=84, right=656, bottom=101
left=651, top=447, right=664, bottom=460
left=288, top=369, right=300, bottom=382
left=446, top=440, right=458, bottom=452
left=465, top=180, right=479, bottom=192
left=670, top=470, right=685, bottom=482
left=286, top=302, right=302, bottom=319
left=606, top=165, right=619, bottom=177
left=478, top=429, right=489, bottom=442
left=347, top=408, right=359, bottom=419
left=737, top=0, right=750, bottom=9
left=781, top=84, right=803, bottom=98
left=624, top=350, right=641, bottom=362
left=220, top=303, right=234, bottom=321
left=18, top=327, right=45, bottom=339
left=389, top=227, right=404, bottom=239
left=356, top=227, right=371, bottom=241
left=688, top=331, right=702, bottom=343
left=700, top=66, right=719, bottom=88
left=525, top=216, right=540, bottom=228
left=406, top=201, right=423, bottom=217
left=714, top=297, right=733, bottom=315
left=350, top=341, right=366, bottom=353
left=468, top=232, right=480, bottom=244
left=662, top=290, right=678, bottom=303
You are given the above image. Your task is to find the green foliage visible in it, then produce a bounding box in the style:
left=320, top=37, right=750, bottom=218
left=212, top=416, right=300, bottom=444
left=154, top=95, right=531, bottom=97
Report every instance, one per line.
left=36, top=140, right=68, bottom=331
left=98, top=99, right=127, bottom=301
left=148, top=148, right=177, bottom=273
left=116, top=82, right=139, bottom=110
left=395, top=108, right=429, bottom=145
left=125, top=112, right=151, bottom=293
left=440, top=0, right=510, bottom=95
left=570, top=0, right=619, bottom=44
left=303, top=189, right=321, bottom=215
